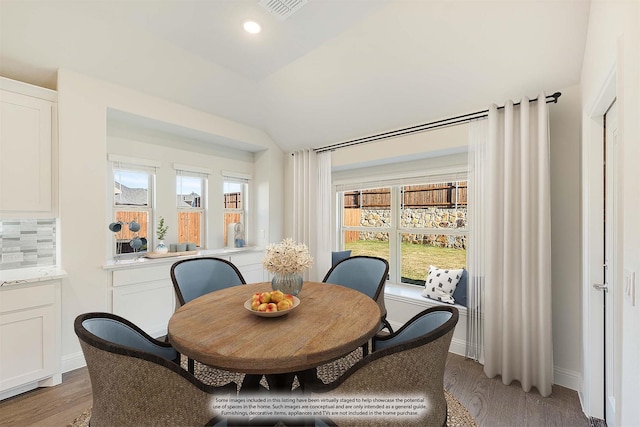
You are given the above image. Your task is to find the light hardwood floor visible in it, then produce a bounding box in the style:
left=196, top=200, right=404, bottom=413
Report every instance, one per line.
left=0, top=353, right=589, bottom=427
left=444, top=354, right=590, bottom=426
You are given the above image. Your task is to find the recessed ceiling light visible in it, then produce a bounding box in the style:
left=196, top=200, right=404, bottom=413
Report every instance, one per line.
left=243, top=20, right=261, bottom=34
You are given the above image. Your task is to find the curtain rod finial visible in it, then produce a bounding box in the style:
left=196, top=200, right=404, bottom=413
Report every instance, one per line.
left=551, top=92, right=561, bottom=103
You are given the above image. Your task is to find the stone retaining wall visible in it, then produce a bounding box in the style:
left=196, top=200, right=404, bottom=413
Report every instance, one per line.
left=356, top=208, right=467, bottom=249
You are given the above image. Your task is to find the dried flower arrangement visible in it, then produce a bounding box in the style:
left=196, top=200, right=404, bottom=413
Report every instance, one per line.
left=262, top=238, right=314, bottom=275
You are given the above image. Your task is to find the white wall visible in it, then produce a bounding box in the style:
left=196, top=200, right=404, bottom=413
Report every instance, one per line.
left=549, top=84, right=582, bottom=389
left=56, top=69, right=284, bottom=371
left=326, top=91, right=583, bottom=390
left=580, top=0, right=639, bottom=423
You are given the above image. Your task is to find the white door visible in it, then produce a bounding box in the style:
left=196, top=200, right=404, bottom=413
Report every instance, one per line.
left=603, top=101, right=619, bottom=426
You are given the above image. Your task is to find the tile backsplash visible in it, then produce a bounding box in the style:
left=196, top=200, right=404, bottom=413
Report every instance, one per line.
left=0, top=219, right=56, bottom=270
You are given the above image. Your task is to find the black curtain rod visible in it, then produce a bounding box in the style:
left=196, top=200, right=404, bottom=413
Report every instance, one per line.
left=314, top=92, right=561, bottom=154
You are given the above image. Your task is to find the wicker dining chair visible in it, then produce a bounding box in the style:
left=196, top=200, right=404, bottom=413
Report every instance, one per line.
left=299, top=306, right=459, bottom=427
left=74, top=312, right=237, bottom=427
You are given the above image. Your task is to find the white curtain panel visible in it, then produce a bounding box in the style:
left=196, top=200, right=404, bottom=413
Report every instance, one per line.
left=482, top=94, right=553, bottom=397
left=292, top=149, right=332, bottom=281
left=466, top=118, right=488, bottom=364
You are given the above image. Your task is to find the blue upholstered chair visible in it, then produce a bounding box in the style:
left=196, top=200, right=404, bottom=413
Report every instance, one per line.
left=74, top=312, right=236, bottom=427
left=331, top=250, right=351, bottom=266
left=322, top=255, right=392, bottom=335
left=300, top=306, right=459, bottom=427
left=170, top=257, right=246, bottom=374
left=170, top=257, right=246, bottom=307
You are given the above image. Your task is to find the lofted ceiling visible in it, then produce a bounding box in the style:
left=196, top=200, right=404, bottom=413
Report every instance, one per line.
left=0, top=0, right=590, bottom=153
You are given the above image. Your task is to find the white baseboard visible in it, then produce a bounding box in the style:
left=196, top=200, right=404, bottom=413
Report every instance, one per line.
left=0, top=382, right=39, bottom=401
left=62, top=351, right=86, bottom=373
left=554, top=366, right=582, bottom=392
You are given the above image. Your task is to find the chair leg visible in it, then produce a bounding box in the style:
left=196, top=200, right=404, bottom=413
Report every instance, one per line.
left=188, top=357, right=195, bottom=374
left=382, top=318, right=393, bottom=334
left=296, top=368, right=319, bottom=392
left=239, top=374, right=263, bottom=394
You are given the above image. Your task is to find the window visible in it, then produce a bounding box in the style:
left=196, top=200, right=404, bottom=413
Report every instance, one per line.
left=223, top=173, right=249, bottom=247
left=176, top=169, right=207, bottom=248
left=337, top=175, right=467, bottom=286
left=341, top=187, right=391, bottom=266
left=112, top=160, right=156, bottom=256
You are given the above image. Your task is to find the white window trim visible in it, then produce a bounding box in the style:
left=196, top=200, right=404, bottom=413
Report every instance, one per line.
left=110, top=157, right=157, bottom=258
left=173, top=163, right=212, bottom=175
left=108, top=153, right=161, bottom=169
left=336, top=170, right=468, bottom=285
left=175, top=168, right=207, bottom=248
left=223, top=173, right=250, bottom=247
left=222, top=171, right=252, bottom=181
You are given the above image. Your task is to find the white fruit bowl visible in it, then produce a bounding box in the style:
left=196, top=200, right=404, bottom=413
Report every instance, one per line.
left=244, top=296, right=301, bottom=317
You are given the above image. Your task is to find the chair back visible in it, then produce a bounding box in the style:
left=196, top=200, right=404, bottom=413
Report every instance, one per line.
left=305, top=306, right=459, bottom=427
left=331, top=250, right=352, bottom=266
left=171, top=257, right=245, bottom=306
left=81, top=314, right=178, bottom=361
left=372, top=306, right=456, bottom=351
left=322, top=255, right=389, bottom=316
left=74, top=312, right=233, bottom=427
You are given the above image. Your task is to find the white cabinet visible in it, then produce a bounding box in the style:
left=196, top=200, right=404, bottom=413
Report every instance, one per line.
left=0, top=280, right=62, bottom=400
left=0, top=78, right=57, bottom=218
left=229, top=251, right=267, bottom=284
left=112, top=264, right=175, bottom=338
left=108, top=250, right=267, bottom=338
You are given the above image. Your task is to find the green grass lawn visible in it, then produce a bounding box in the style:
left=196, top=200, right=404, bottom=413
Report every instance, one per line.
left=345, top=239, right=466, bottom=282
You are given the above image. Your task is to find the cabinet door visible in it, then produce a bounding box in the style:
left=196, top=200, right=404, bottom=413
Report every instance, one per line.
left=112, top=266, right=175, bottom=338
left=0, top=90, right=53, bottom=215
left=0, top=305, right=56, bottom=392
left=112, top=281, right=175, bottom=338
left=230, top=251, right=266, bottom=283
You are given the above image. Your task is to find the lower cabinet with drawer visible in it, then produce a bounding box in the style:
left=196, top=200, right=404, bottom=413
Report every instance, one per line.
left=0, top=280, right=62, bottom=400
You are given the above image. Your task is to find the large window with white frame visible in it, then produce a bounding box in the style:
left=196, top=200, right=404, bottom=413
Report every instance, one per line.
left=223, top=173, right=250, bottom=248
left=111, top=158, right=157, bottom=256
left=336, top=173, right=467, bottom=286
left=175, top=165, right=208, bottom=248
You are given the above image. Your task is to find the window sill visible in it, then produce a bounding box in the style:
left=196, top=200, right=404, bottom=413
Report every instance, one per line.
left=103, top=246, right=263, bottom=270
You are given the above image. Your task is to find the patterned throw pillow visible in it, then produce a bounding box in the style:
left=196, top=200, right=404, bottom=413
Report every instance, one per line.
left=421, top=265, right=464, bottom=304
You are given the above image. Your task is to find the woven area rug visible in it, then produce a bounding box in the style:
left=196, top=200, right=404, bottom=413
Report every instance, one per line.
left=69, top=352, right=478, bottom=427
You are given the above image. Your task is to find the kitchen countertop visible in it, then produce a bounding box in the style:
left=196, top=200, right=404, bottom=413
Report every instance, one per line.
left=103, top=246, right=264, bottom=270
left=0, top=266, right=68, bottom=287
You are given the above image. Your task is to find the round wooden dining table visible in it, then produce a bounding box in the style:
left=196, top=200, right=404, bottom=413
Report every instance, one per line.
left=167, top=281, right=381, bottom=376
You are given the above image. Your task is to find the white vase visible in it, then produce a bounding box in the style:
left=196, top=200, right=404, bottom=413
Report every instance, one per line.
left=155, top=240, right=168, bottom=254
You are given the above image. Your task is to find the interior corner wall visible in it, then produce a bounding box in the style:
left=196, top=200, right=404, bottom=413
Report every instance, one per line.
left=254, top=148, right=285, bottom=248
left=548, top=84, right=582, bottom=390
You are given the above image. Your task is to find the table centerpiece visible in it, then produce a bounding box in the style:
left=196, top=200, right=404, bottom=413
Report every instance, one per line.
left=262, top=238, right=313, bottom=295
